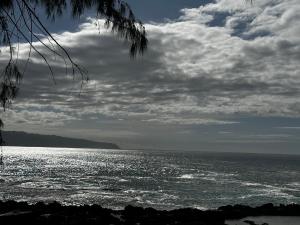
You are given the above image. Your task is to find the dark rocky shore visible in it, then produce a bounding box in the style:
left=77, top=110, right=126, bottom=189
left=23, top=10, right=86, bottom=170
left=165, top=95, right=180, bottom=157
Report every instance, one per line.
left=0, top=201, right=299, bottom=225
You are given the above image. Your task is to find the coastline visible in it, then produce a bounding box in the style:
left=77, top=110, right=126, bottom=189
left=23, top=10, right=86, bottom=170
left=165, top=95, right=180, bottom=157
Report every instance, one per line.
left=0, top=201, right=299, bottom=225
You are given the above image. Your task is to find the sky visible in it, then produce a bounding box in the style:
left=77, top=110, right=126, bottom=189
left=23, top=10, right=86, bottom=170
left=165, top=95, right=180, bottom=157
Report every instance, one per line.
left=0, top=0, right=300, bottom=154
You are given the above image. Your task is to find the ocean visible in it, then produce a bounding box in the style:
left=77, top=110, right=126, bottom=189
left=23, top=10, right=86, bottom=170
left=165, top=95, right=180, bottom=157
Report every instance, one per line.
left=0, top=147, right=299, bottom=210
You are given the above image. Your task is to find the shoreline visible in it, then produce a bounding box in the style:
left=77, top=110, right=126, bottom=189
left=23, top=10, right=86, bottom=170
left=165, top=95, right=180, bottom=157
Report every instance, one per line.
left=0, top=201, right=299, bottom=225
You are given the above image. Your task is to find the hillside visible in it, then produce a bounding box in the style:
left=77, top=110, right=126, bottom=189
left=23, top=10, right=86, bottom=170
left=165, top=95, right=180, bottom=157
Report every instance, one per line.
left=1, top=131, right=120, bottom=149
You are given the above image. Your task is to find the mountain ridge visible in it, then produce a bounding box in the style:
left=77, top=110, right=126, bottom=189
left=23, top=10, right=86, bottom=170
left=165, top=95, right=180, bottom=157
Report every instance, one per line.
left=1, top=131, right=120, bottom=149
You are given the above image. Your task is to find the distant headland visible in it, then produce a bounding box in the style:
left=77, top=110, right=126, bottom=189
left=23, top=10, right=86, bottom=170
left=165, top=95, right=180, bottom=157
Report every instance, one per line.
left=1, top=131, right=120, bottom=149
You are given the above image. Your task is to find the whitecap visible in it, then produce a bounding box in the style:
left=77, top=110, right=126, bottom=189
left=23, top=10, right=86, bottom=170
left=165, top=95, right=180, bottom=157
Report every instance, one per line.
left=192, top=205, right=209, bottom=210
left=119, top=179, right=128, bottom=182
left=288, top=182, right=300, bottom=188
left=201, top=177, right=217, bottom=182
left=178, top=174, right=194, bottom=179
left=248, top=184, right=298, bottom=200
left=241, top=182, right=263, bottom=187
left=238, top=193, right=269, bottom=199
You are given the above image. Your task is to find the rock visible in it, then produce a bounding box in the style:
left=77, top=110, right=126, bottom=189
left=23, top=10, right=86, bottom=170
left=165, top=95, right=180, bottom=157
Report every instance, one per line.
left=0, top=210, right=34, bottom=225
left=243, top=220, right=258, bottom=225
left=0, top=201, right=299, bottom=225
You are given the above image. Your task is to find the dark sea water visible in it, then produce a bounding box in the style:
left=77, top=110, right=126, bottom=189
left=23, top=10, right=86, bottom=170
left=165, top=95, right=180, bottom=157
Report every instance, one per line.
left=0, top=147, right=299, bottom=210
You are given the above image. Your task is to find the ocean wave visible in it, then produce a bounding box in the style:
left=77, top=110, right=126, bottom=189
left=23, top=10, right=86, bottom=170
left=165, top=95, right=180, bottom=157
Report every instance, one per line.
left=288, top=182, right=300, bottom=188
left=206, top=171, right=237, bottom=177
left=132, top=176, right=153, bottom=180
left=123, top=189, right=157, bottom=195
left=178, top=171, right=237, bottom=181
left=2, top=147, right=300, bottom=208
left=119, top=179, right=128, bottom=182
left=192, top=205, right=209, bottom=210
left=241, top=181, right=264, bottom=187
left=201, top=177, right=217, bottom=182
left=238, top=193, right=271, bottom=199
left=199, top=171, right=238, bottom=183
left=178, top=174, right=195, bottom=179
left=249, top=184, right=298, bottom=200
left=261, top=185, right=298, bottom=199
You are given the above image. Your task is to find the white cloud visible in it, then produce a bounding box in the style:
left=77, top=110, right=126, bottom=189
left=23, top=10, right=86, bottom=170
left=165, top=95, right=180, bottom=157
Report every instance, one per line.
left=1, top=0, right=300, bottom=132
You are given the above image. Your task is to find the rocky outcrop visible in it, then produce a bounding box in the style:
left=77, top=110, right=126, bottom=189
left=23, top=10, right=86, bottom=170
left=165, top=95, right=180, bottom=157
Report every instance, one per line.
left=218, top=203, right=300, bottom=219
left=0, top=201, right=299, bottom=225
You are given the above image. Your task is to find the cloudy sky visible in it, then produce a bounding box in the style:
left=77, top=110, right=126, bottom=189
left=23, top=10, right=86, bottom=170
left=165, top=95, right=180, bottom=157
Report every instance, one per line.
left=1, top=0, right=300, bottom=154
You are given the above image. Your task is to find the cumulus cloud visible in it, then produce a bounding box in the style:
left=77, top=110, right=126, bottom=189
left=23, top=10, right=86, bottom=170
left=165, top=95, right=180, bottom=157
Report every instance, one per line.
left=0, top=0, right=300, bottom=143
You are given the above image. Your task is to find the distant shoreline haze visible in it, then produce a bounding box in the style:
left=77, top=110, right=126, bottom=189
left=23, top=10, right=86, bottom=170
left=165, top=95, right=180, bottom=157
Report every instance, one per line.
left=2, top=131, right=120, bottom=149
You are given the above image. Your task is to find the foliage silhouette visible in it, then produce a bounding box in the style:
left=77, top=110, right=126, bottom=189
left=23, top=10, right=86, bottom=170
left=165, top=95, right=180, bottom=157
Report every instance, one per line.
left=0, top=0, right=148, bottom=145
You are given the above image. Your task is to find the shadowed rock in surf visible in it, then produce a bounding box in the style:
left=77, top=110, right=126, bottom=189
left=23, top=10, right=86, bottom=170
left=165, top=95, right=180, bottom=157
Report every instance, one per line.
left=0, top=201, right=300, bottom=225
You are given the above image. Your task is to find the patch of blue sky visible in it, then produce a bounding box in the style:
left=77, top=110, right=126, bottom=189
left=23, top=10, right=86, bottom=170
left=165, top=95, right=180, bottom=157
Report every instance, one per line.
left=36, top=0, right=214, bottom=33
left=206, top=11, right=232, bottom=27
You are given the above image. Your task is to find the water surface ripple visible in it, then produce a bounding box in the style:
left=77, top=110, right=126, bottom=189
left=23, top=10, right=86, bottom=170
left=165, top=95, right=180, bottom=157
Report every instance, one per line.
left=0, top=147, right=299, bottom=210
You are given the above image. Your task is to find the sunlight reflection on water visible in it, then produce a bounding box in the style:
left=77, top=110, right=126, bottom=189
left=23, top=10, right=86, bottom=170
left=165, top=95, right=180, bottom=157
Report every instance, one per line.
left=0, top=146, right=300, bottom=210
